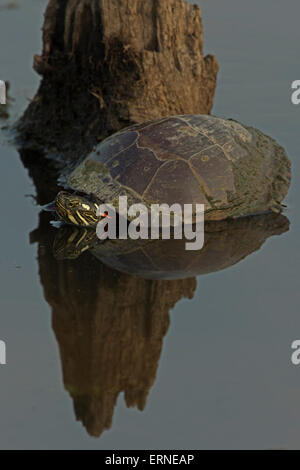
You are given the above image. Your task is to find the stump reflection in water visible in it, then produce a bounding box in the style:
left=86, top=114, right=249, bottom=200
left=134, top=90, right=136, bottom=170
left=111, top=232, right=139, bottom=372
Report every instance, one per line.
left=30, top=210, right=289, bottom=437
left=32, top=214, right=196, bottom=436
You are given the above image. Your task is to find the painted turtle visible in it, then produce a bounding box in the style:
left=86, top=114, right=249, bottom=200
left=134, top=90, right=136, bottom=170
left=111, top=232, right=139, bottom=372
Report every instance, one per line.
left=54, top=114, right=291, bottom=226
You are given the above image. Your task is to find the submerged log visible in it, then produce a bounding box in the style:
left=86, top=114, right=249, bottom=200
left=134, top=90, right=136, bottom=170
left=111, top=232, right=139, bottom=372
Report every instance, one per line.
left=17, top=0, right=218, bottom=162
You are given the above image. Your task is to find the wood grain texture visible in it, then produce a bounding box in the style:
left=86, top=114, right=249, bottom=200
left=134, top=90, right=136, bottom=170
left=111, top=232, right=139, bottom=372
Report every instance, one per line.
left=18, top=0, right=218, bottom=163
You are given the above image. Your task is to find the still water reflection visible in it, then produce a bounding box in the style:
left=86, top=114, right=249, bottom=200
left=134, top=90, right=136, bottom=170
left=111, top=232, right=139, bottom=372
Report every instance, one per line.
left=27, top=210, right=289, bottom=438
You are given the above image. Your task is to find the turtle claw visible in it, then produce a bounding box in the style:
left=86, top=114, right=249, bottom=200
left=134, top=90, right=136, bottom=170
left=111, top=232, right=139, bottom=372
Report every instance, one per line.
left=50, top=220, right=64, bottom=229
left=41, top=201, right=57, bottom=212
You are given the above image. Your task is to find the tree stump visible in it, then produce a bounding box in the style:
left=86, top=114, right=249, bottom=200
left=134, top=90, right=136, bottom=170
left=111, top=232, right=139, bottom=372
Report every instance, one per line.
left=17, top=1, right=218, bottom=436
left=17, top=0, right=218, bottom=163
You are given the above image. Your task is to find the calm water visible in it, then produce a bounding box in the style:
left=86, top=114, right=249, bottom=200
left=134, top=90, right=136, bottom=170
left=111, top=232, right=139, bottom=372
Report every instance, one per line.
left=0, top=0, right=300, bottom=449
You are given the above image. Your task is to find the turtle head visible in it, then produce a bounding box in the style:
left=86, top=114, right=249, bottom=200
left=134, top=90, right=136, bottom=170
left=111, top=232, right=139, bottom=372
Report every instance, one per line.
left=55, top=191, right=100, bottom=227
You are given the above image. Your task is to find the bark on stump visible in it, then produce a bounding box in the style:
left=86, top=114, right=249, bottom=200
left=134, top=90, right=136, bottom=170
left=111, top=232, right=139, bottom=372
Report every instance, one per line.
left=18, top=0, right=218, bottom=163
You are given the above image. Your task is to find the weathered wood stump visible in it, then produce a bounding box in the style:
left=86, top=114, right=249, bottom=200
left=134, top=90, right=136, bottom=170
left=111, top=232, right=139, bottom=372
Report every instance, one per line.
left=17, top=0, right=218, bottom=163
left=17, top=1, right=218, bottom=436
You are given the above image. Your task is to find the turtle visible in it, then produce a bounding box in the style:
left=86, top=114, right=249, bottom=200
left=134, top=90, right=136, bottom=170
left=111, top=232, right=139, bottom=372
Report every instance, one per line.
left=53, top=114, right=291, bottom=227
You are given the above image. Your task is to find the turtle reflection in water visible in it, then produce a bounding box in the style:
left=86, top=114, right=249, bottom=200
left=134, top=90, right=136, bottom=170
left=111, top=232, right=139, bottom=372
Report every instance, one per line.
left=53, top=115, right=291, bottom=228
left=53, top=213, right=289, bottom=280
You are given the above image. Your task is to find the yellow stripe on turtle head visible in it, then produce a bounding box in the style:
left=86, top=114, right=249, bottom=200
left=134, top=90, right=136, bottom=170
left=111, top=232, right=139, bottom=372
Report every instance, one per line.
left=68, top=214, right=79, bottom=225
left=76, top=211, right=90, bottom=226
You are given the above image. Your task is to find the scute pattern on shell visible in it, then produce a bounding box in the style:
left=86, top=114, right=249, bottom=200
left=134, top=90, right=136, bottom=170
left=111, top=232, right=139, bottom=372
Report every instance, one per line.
left=68, top=115, right=291, bottom=221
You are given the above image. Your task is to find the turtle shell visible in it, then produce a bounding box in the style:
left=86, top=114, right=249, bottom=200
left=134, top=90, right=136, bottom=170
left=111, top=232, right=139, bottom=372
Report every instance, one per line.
left=68, top=115, right=291, bottom=221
